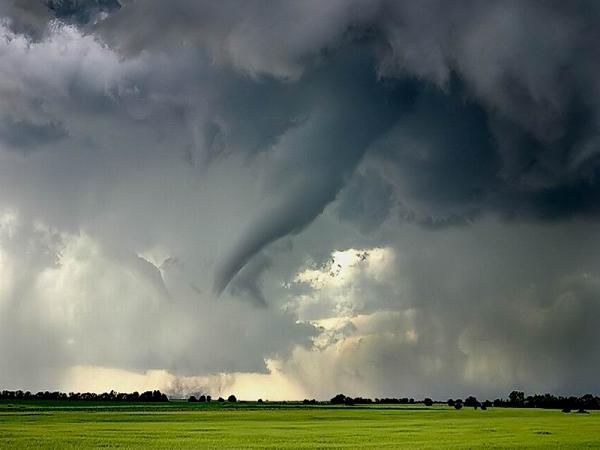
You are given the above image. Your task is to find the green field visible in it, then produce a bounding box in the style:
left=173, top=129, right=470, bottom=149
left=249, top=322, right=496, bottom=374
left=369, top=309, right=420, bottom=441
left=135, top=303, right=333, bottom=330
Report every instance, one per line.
left=0, top=401, right=598, bottom=449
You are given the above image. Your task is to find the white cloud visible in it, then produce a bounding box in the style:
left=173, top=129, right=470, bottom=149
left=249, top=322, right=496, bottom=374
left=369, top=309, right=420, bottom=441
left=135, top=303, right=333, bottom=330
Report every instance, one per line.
left=290, top=247, right=399, bottom=321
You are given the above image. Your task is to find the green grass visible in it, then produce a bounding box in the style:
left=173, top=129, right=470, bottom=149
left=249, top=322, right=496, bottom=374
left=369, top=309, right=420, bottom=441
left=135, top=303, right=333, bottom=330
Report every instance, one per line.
left=0, top=401, right=598, bottom=449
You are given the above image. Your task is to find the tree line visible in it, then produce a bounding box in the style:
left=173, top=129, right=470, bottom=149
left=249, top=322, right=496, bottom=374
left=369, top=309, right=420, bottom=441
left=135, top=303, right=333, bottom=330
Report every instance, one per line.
left=492, top=391, right=600, bottom=411
left=2, top=389, right=599, bottom=410
left=187, top=394, right=237, bottom=403
left=330, top=394, right=419, bottom=406
left=328, top=391, right=600, bottom=411
left=0, top=389, right=168, bottom=402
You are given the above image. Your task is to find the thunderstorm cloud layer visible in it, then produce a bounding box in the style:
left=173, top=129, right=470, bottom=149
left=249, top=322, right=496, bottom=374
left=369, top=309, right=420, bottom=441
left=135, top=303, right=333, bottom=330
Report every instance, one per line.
left=1, top=0, right=600, bottom=399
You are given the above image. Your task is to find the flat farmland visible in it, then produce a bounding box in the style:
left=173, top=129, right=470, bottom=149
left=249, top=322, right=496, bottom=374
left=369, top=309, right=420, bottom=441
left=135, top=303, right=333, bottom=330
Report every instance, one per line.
left=0, top=401, right=598, bottom=449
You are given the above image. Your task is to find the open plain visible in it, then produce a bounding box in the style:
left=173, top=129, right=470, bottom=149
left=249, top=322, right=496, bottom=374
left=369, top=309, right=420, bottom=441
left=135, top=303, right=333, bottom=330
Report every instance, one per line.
left=0, top=401, right=598, bottom=449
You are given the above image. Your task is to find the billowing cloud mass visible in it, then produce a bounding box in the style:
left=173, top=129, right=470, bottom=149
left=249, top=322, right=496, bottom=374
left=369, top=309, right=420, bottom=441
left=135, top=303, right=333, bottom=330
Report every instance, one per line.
left=1, top=0, right=600, bottom=400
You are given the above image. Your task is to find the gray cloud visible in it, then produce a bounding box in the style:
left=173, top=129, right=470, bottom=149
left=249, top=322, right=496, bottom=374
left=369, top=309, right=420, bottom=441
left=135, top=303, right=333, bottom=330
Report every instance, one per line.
left=0, top=117, right=67, bottom=152
left=336, top=169, right=394, bottom=234
left=1, top=0, right=600, bottom=398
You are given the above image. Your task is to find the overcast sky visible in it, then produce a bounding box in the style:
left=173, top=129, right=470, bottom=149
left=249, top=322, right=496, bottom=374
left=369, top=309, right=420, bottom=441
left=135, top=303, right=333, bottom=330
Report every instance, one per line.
left=1, top=0, right=600, bottom=400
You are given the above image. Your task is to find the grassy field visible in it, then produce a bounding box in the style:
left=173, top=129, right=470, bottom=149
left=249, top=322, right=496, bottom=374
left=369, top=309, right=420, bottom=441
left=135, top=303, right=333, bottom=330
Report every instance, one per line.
left=0, top=401, right=598, bottom=449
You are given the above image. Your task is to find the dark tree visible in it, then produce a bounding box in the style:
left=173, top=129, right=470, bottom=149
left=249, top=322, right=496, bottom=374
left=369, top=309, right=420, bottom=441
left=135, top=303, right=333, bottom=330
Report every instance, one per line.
left=227, top=395, right=237, bottom=403
left=423, top=398, right=433, bottom=406
left=509, top=391, right=525, bottom=407
left=447, top=399, right=455, bottom=407
left=454, top=401, right=463, bottom=410
left=188, top=395, right=197, bottom=403
left=330, top=394, right=347, bottom=405
left=464, top=396, right=479, bottom=407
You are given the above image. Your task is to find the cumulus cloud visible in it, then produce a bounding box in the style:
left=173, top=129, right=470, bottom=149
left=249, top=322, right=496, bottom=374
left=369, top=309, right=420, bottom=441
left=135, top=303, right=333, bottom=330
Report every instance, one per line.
left=1, top=0, right=600, bottom=399
left=273, top=220, right=600, bottom=399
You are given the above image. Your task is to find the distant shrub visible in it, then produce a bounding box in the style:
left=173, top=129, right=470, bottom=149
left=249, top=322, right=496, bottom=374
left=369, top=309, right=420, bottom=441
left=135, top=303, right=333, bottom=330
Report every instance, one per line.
left=138, top=391, right=168, bottom=402
left=423, top=398, right=433, bottom=406
left=330, top=394, right=346, bottom=405
left=227, top=395, right=237, bottom=403
left=464, top=396, right=479, bottom=407
left=509, top=391, right=525, bottom=407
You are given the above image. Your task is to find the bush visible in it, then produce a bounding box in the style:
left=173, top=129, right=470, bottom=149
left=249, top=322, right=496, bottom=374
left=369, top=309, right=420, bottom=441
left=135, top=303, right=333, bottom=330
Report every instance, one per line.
left=330, top=394, right=347, bottom=405
left=464, top=396, right=479, bottom=407
left=423, top=398, right=433, bottom=406
left=227, top=395, right=237, bottom=403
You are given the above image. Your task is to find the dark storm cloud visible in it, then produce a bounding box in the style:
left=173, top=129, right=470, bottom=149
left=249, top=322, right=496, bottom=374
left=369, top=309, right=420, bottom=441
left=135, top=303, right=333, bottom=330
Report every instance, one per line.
left=336, top=169, right=394, bottom=234
left=213, top=51, right=420, bottom=293
left=0, top=0, right=120, bottom=35
left=0, top=1, right=51, bottom=36
left=367, top=82, right=500, bottom=225
left=2, top=0, right=600, bottom=397
left=0, top=117, right=67, bottom=152
left=4, top=0, right=600, bottom=283
left=228, top=253, right=271, bottom=308
left=46, top=0, right=120, bottom=22
left=83, top=0, right=600, bottom=284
